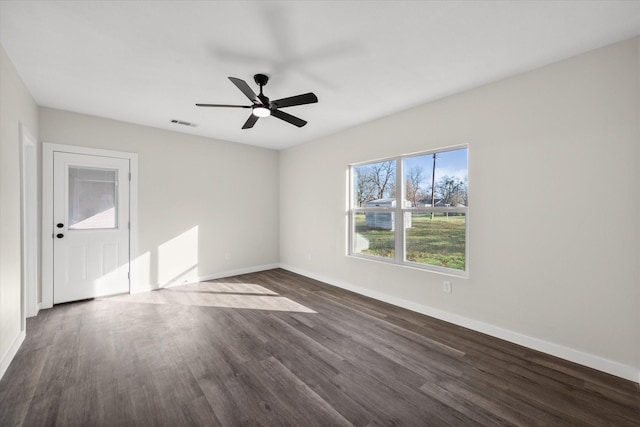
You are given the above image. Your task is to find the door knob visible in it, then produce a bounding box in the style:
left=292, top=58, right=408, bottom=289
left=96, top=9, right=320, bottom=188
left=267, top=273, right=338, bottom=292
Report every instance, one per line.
left=56, top=223, right=64, bottom=228
left=56, top=233, right=64, bottom=239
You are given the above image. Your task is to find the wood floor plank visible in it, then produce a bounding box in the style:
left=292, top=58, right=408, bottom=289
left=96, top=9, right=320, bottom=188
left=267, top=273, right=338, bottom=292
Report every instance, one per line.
left=0, top=345, right=49, bottom=426
left=1, top=268, right=638, bottom=426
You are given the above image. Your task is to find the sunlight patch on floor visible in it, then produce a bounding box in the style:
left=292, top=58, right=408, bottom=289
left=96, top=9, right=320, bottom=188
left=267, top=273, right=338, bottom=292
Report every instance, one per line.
left=103, top=281, right=316, bottom=313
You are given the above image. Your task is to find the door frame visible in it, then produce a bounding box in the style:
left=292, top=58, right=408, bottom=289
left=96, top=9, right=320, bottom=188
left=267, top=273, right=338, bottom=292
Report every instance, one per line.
left=42, top=143, right=138, bottom=309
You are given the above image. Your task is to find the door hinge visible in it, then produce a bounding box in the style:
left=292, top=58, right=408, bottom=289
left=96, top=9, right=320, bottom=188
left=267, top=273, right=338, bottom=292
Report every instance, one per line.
left=129, top=172, right=132, bottom=181
left=128, top=272, right=130, bottom=279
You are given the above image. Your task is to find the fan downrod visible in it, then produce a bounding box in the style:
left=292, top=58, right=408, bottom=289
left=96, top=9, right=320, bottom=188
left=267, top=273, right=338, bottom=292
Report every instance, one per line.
left=254, top=73, right=269, bottom=87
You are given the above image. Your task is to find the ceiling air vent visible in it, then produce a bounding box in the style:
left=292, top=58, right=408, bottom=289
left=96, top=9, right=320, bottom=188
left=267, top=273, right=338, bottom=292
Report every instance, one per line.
left=170, top=119, right=197, bottom=127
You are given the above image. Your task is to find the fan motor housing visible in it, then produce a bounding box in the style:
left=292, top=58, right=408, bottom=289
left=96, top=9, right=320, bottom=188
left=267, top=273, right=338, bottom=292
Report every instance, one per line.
left=254, top=73, right=269, bottom=86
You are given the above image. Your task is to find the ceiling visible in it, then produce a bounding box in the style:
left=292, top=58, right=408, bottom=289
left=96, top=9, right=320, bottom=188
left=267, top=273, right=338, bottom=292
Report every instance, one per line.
left=1, top=1, right=639, bottom=150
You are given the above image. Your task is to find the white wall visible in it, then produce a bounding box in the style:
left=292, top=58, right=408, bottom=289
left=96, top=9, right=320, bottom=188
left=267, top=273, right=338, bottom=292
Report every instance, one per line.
left=0, top=45, right=39, bottom=377
left=39, top=108, right=280, bottom=292
left=280, top=38, right=640, bottom=381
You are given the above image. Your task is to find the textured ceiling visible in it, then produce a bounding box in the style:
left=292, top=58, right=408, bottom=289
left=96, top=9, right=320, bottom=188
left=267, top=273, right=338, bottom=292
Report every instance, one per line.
left=1, top=1, right=639, bottom=150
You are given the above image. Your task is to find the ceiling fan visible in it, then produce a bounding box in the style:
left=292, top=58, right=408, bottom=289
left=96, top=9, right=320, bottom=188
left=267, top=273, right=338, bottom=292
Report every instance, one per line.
left=196, top=74, right=318, bottom=129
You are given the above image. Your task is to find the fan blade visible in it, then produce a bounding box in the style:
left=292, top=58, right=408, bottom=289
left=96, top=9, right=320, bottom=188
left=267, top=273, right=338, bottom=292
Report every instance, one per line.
left=271, top=92, right=318, bottom=109
left=229, top=77, right=260, bottom=104
left=195, top=103, right=252, bottom=108
left=271, top=109, right=307, bottom=127
left=242, top=114, right=259, bottom=129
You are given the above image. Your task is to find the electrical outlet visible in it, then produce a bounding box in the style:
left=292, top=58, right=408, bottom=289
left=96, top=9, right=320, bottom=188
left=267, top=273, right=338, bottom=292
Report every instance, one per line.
left=443, top=281, right=452, bottom=294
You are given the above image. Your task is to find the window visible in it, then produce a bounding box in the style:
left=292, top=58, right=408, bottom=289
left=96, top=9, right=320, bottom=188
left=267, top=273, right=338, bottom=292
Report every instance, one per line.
left=68, top=166, right=118, bottom=230
left=350, top=146, right=468, bottom=274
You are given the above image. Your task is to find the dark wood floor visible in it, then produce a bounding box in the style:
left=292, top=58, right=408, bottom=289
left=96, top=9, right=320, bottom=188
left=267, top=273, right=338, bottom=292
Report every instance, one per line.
left=1, top=269, right=638, bottom=426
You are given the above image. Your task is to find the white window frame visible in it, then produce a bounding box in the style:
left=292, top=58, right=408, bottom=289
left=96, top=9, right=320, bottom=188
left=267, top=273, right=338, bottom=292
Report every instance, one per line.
left=349, top=146, right=468, bottom=277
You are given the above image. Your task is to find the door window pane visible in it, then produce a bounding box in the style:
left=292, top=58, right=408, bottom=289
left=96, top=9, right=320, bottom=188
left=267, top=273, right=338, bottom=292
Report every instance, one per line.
left=68, top=167, right=118, bottom=230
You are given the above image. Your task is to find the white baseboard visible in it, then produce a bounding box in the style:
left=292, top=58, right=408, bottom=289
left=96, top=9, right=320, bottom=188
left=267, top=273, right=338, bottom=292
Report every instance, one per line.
left=279, top=264, right=639, bottom=384
left=196, top=263, right=280, bottom=283
left=0, top=330, right=26, bottom=381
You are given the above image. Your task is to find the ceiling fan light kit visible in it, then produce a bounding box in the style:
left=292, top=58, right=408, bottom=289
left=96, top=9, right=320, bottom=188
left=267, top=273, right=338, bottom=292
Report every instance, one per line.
left=252, top=106, right=271, bottom=117
left=196, top=73, right=318, bottom=129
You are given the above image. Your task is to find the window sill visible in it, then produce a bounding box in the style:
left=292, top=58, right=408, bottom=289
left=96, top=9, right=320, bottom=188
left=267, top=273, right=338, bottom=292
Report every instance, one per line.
left=347, top=253, right=468, bottom=279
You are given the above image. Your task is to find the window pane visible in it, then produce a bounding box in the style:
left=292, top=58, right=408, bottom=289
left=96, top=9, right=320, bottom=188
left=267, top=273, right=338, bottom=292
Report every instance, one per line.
left=403, top=153, right=434, bottom=207
left=405, top=212, right=466, bottom=270
left=353, top=160, right=396, bottom=207
left=403, top=147, right=468, bottom=208
left=68, top=167, right=118, bottom=230
left=353, top=212, right=395, bottom=259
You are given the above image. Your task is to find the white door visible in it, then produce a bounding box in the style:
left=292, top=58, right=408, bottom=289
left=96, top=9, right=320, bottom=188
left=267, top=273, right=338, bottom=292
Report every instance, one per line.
left=53, top=152, right=130, bottom=303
